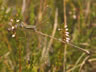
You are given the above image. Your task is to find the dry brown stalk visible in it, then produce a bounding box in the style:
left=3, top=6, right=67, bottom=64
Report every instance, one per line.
left=22, top=0, right=31, bottom=68
left=19, top=42, right=22, bottom=72
left=66, top=53, right=85, bottom=72
left=40, top=8, right=58, bottom=66
left=63, top=0, right=67, bottom=71
left=46, top=8, right=58, bottom=57
left=79, top=56, right=90, bottom=72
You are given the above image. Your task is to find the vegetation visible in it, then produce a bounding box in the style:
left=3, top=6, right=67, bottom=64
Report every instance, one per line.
left=0, top=0, right=96, bottom=72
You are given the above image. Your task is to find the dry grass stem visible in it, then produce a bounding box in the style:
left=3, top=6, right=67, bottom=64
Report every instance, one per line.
left=79, top=56, right=90, bottom=72
left=63, top=0, right=67, bottom=71
left=41, top=8, right=58, bottom=64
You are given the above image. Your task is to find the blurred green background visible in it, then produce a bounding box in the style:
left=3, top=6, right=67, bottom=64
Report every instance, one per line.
left=0, top=0, right=96, bottom=72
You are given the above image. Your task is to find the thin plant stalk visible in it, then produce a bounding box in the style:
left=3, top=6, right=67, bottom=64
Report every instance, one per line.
left=19, top=42, right=22, bottom=72
left=63, top=0, right=67, bottom=71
